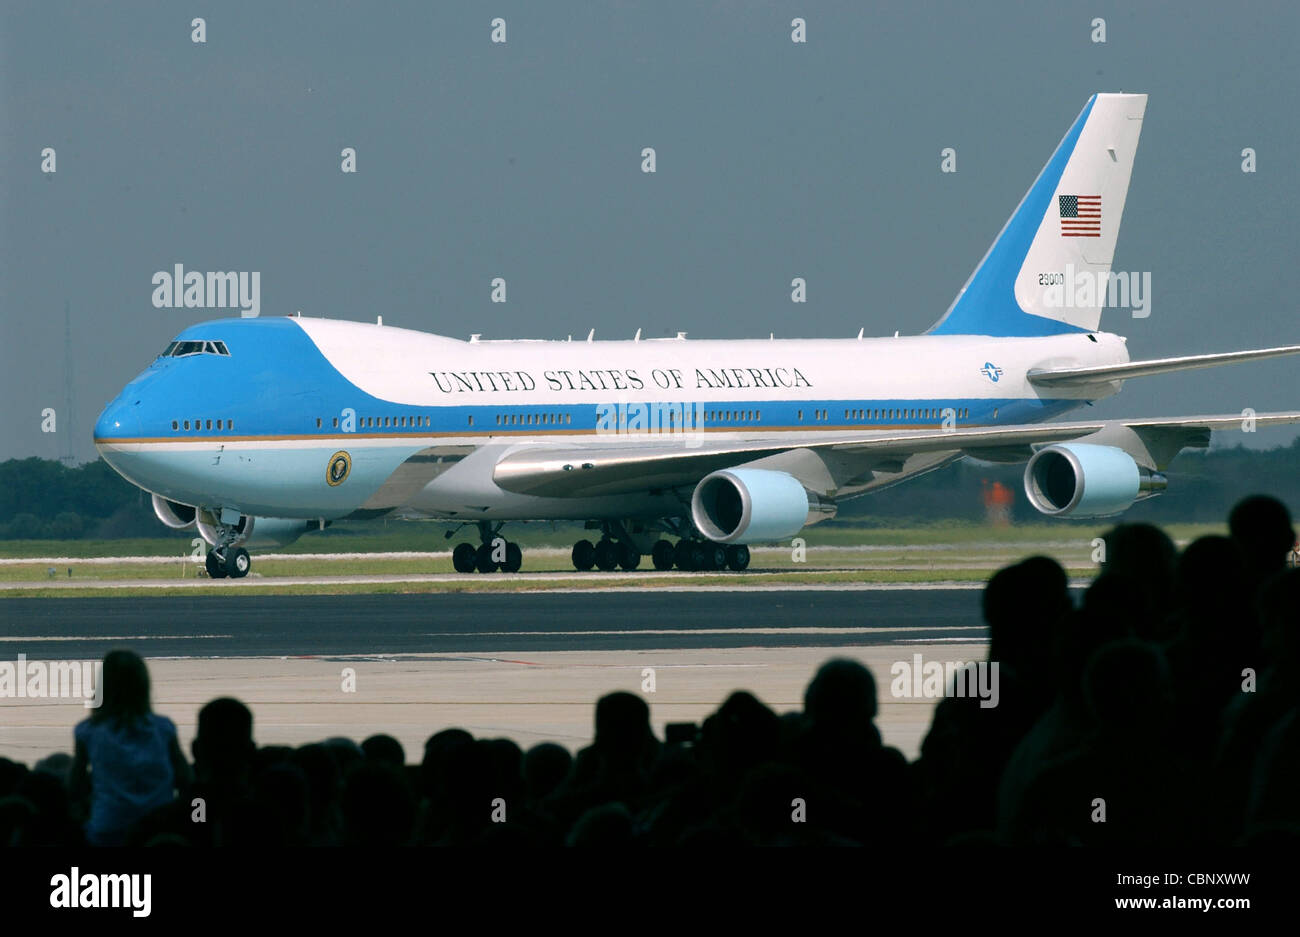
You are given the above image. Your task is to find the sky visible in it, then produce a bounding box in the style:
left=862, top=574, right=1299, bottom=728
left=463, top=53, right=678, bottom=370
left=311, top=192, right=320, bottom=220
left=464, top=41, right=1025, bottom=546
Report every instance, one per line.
left=3, top=0, right=1298, bottom=463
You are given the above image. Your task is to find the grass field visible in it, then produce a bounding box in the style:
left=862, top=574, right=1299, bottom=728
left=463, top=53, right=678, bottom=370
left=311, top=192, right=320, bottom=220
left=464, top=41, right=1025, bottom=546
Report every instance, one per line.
left=0, top=521, right=1228, bottom=597
left=0, top=520, right=1224, bottom=559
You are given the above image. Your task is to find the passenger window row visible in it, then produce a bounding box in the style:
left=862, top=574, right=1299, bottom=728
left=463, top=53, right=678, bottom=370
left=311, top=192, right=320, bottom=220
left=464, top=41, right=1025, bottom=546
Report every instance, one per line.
left=841, top=407, right=971, bottom=421
left=171, top=418, right=233, bottom=431
left=497, top=413, right=572, bottom=427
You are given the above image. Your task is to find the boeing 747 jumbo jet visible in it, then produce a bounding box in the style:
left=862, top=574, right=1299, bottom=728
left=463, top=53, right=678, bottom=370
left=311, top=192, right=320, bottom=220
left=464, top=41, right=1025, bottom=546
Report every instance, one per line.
left=95, top=93, right=1300, bottom=578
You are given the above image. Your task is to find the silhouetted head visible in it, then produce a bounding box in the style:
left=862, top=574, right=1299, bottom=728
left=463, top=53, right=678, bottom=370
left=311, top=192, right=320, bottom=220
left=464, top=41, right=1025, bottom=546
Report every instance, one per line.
left=92, top=649, right=152, bottom=728
left=1099, top=523, right=1177, bottom=615
left=0, top=759, right=28, bottom=798
left=984, top=555, right=1071, bottom=671
left=593, top=692, right=654, bottom=759
left=700, top=690, right=780, bottom=777
left=33, top=752, right=72, bottom=789
left=420, top=728, right=474, bottom=801
left=524, top=743, right=572, bottom=802
left=482, top=738, right=525, bottom=803
left=193, top=697, right=255, bottom=782
left=804, top=658, right=876, bottom=730
left=323, top=737, right=363, bottom=774
left=1230, top=495, right=1295, bottom=579
left=361, top=734, right=406, bottom=768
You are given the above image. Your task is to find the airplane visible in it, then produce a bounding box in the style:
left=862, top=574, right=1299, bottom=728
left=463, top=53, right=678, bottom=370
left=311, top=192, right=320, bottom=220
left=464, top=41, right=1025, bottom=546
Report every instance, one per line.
left=93, top=93, right=1300, bottom=579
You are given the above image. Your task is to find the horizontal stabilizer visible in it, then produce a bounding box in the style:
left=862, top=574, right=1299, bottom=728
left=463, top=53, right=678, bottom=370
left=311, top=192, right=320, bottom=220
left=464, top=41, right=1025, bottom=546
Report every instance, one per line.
left=1027, top=344, right=1300, bottom=387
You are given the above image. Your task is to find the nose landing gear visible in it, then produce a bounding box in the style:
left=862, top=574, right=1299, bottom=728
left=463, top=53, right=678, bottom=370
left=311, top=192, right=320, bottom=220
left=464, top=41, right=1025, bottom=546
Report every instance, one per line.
left=204, top=545, right=251, bottom=579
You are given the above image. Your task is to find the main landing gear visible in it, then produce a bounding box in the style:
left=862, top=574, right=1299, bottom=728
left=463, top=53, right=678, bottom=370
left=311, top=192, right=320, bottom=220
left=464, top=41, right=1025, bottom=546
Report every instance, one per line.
left=570, top=533, right=750, bottom=572
left=450, top=521, right=523, bottom=574
left=205, top=545, right=251, bottom=579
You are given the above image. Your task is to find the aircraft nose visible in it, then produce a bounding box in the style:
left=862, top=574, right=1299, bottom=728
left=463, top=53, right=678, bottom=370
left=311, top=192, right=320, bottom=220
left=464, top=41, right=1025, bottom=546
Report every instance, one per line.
left=93, top=397, right=143, bottom=448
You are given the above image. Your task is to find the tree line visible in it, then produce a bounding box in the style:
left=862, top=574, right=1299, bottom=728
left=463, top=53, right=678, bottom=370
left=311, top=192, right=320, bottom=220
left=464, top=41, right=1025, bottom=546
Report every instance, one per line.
left=0, top=439, right=1297, bottom=539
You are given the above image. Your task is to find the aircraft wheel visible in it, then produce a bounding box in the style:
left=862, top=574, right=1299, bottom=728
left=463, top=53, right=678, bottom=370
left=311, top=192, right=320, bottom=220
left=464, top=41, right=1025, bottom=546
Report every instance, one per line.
left=618, top=542, right=641, bottom=571
left=205, top=551, right=228, bottom=579
left=475, top=542, right=499, bottom=573
left=226, top=547, right=251, bottom=579
left=572, top=539, right=596, bottom=571
left=452, top=542, right=477, bottom=573
left=674, top=539, right=695, bottom=571
left=594, top=539, right=620, bottom=572
left=688, top=542, right=708, bottom=571
left=651, top=540, right=675, bottom=571
left=501, top=541, right=523, bottom=573
left=703, top=542, right=728, bottom=571
left=726, top=544, right=751, bottom=572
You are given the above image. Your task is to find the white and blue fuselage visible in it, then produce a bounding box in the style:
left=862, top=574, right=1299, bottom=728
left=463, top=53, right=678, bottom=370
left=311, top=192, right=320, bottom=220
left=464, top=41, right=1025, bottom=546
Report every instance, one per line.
left=94, top=315, right=1128, bottom=523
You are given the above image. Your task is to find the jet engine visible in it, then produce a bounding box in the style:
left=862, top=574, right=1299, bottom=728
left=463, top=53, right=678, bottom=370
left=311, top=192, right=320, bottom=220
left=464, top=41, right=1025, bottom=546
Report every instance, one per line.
left=1024, top=443, right=1167, bottom=517
left=691, top=468, right=835, bottom=543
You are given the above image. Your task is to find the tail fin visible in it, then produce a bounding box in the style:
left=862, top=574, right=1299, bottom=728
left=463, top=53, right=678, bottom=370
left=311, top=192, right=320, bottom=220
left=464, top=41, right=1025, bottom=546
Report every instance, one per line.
left=929, top=93, right=1147, bottom=337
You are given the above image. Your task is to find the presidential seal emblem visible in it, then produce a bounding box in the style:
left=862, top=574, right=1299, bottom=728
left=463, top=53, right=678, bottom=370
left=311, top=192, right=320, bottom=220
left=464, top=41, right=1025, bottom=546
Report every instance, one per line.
left=326, top=451, right=351, bottom=486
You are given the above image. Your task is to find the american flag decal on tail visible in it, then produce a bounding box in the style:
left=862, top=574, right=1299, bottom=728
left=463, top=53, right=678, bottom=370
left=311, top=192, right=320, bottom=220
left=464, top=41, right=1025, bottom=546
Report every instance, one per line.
left=1059, top=194, right=1101, bottom=237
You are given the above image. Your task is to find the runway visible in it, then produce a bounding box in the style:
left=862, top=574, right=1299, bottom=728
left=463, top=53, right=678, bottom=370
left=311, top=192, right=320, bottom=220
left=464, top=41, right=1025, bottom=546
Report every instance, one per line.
left=0, top=590, right=983, bottom=658
left=0, top=589, right=994, bottom=763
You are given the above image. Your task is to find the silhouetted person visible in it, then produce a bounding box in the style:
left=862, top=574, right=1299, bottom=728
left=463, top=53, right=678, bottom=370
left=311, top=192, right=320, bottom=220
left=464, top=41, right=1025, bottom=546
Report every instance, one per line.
left=524, top=743, right=572, bottom=805
left=361, top=734, right=406, bottom=768
left=69, top=649, right=190, bottom=845
left=997, top=574, right=1139, bottom=823
left=1213, top=568, right=1300, bottom=841
left=698, top=691, right=781, bottom=786
left=1229, top=494, right=1296, bottom=587
left=790, top=658, right=908, bottom=843
left=1097, top=523, right=1178, bottom=640
left=1165, top=536, right=1260, bottom=764
left=341, top=761, right=416, bottom=846
left=552, top=692, right=661, bottom=829
left=1001, top=640, right=1188, bottom=845
left=918, top=556, right=1071, bottom=838
left=132, top=696, right=255, bottom=846
left=294, top=742, right=343, bottom=845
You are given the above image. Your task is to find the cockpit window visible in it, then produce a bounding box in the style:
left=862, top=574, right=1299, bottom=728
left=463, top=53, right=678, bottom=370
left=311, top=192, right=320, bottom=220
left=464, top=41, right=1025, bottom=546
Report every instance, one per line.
left=161, top=340, right=230, bottom=358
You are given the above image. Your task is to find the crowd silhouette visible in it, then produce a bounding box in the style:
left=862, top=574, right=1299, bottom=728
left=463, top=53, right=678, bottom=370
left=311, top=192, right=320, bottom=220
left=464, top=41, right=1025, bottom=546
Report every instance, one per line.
left=1, top=494, right=1296, bottom=846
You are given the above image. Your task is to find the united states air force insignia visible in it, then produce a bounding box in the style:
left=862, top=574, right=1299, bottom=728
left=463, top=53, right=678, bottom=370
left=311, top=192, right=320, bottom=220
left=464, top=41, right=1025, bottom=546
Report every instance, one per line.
left=327, top=451, right=352, bottom=486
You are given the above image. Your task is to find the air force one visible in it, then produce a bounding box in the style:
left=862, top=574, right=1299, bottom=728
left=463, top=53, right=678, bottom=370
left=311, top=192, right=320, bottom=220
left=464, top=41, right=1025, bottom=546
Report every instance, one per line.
left=94, top=93, right=1300, bottom=578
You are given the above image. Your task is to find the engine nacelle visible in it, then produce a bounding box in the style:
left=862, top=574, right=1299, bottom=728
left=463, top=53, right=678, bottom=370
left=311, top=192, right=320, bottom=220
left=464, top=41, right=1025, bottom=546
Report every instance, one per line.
left=152, top=493, right=196, bottom=530
left=691, top=468, right=835, bottom=543
left=1024, top=443, right=1167, bottom=518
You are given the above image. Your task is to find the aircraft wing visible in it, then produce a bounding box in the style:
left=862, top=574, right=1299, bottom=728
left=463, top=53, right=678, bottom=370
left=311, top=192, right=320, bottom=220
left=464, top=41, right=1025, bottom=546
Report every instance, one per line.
left=491, top=411, right=1300, bottom=498
left=1027, top=344, right=1300, bottom=388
